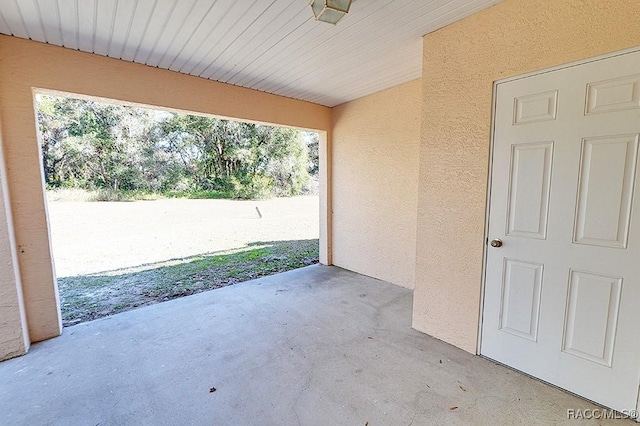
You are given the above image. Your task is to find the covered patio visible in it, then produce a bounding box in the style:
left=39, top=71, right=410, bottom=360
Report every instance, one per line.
left=2, top=0, right=640, bottom=423
left=0, top=266, right=611, bottom=424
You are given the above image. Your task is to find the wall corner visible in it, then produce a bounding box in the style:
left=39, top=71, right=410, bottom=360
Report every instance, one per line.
left=0, top=122, right=31, bottom=361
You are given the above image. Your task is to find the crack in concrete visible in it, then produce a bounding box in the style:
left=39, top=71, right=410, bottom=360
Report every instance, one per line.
left=407, top=387, right=431, bottom=426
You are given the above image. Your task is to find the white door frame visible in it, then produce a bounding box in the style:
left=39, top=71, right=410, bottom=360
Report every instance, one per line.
left=477, top=44, right=640, bottom=357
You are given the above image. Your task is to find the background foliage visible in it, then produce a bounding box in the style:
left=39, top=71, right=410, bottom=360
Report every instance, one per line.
left=37, top=95, right=319, bottom=199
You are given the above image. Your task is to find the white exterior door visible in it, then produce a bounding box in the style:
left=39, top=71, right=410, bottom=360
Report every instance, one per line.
left=481, top=49, right=640, bottom=413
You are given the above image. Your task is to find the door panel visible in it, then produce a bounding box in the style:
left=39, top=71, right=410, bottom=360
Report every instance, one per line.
left=573, top=134, right=638, bottom=248
left=513, top=90, right=559, bottom=125
left=585, top=74, right=640, bottom=115
left=506, top=142, right=553, bottom=239
left=562, top=270, right=621, bottom=367
left=482, top=49, right=640, bottom=412
left=499, top=258, right=543, bottom=341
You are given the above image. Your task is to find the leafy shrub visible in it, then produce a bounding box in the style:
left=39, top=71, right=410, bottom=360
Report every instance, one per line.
left=229, top=174, right=274, bottom=199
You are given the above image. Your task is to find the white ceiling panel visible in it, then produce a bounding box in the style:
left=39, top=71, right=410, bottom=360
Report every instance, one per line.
left=107, top=0, right=136, bottom=58
left=0, top=10, right=14, bottom=37
left=34, top=0, right=63, bottom=45
left=15, top=0, right=47, bottom=42
left=0, top=0, right=501, bottom=107
left=3, top=0, right=32, bottom=40
left=56, top=0, right=80, bottom=50
left=76, top=0, right=95, bottom=53
left=94, top=0, right=118, bottom=57
left=131, top=0, right=177, bottom=64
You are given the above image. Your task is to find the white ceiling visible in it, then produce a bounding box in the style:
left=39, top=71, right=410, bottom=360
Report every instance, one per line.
left=0, top=0, right=500, bottom=107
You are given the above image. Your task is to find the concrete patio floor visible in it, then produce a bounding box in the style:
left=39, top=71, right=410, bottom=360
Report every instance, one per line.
left=0, top=265, right=627, bottom=425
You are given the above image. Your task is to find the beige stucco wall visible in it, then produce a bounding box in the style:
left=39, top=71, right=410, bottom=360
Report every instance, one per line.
left=0, top=122, right=30, bottom=361
left=0, top=35, right=331, bottom=357
left=332, top=80, right=421, bottom=289
left=413, top=0, right=640, bottom=353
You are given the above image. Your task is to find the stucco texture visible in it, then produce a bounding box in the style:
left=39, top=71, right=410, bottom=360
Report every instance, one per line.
left=413, top=0, right=640, bottom=353
left=0, top=35, right=331, bottom=352
left=0, top=134, right=29, bottom=361
left=332, top=80, right=421, bottom=289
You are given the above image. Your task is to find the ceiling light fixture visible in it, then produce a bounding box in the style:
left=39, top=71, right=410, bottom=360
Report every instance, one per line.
left=309, top=0, right=352, bottom=25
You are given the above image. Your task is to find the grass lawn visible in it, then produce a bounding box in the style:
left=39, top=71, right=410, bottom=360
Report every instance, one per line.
left=59, top=239, right=319, bottom=326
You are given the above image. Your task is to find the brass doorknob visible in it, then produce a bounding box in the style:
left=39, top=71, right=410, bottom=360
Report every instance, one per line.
left=490, top=239, right=503, bottom=248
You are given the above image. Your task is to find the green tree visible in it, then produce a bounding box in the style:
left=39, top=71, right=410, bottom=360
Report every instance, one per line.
left=36, top=95, right=315, bottom=199
left=37, top=95, right=159, bottom=191
left=156, top=114, right=310, bottom=198
left=304, top=132, right=320, bottom=176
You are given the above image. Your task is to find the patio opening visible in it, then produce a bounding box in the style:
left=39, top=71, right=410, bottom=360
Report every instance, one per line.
left=35, top=92, right=320, bottom=327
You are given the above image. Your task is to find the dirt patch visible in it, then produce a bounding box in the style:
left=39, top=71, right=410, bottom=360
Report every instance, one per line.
left=59, top=239, right=319, bottom=326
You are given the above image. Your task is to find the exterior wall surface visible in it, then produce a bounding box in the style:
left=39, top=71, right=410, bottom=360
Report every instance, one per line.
left=413, top=0, right=640, bottom=353
left=332, top=80, right=421, bottom=289
left=0, top=125, right=30, bottom=361
left=0, top=36, right=331, bottom=351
